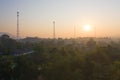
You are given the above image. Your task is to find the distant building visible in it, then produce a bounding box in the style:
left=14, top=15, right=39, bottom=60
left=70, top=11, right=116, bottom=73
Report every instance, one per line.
left=20, top=37, right=41, bottom=43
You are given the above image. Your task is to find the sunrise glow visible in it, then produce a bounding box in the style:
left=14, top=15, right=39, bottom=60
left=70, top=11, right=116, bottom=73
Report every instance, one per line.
left=84, top=25, right=91, bottom=31
left=0, top=0, right=120, bottom=38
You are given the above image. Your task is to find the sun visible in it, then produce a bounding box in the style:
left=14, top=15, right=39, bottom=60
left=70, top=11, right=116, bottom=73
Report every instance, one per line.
left=84, top=25, right=91, bottom=31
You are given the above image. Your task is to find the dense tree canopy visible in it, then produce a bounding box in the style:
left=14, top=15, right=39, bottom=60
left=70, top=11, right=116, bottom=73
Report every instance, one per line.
left=0, top=36, right=120, bottom=80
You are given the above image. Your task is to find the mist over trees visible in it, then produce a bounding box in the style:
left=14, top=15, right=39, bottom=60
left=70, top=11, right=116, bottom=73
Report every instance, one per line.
left=0, top=35, right=120, bottom=80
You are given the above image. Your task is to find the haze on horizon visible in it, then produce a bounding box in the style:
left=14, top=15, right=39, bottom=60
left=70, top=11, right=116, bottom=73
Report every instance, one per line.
left=0, top=0, right=120, bottom=38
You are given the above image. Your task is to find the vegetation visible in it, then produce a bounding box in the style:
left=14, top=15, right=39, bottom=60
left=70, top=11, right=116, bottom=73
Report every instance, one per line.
left=0, top=35, right=120, bottom=80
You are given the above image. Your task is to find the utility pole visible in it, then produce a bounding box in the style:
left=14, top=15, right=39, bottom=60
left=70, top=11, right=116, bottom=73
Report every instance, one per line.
left=74, top=26, right=76, bottom=38
left=53, top=21, right=55, bottom=39
left=17, top=11, right=19, bottom=39
left=94, top=26, right=96, bottom=38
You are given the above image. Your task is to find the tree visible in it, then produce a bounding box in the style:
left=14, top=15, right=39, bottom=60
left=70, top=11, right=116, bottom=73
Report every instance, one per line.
left=0, top=34, right=17, bottom=55
left=0, top=56, right=14, bottom=80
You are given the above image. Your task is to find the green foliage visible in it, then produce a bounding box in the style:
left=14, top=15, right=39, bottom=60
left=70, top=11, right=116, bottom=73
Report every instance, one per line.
left=0, top=36, right=17, bottom=55
left=0, top=56, right=14, bottom=80
left=1, top=38, right=120, bottom=80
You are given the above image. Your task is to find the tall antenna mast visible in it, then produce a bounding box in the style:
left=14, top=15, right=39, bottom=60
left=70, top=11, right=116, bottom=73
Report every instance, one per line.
left=17, top=11, right=19, bottom=39
left=74, top=26, right=76, bottom=38
left=53, top=21, right=55, bottom=39
left=94, top=26, right=96, bottom=38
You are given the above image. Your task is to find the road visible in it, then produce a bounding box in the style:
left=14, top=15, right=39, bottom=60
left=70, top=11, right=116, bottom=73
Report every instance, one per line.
left=14, top=50, right=34, bottom=56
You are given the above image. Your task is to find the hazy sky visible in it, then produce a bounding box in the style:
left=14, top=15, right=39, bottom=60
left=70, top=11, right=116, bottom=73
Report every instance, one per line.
left=0, top=0, right=120, bottom=38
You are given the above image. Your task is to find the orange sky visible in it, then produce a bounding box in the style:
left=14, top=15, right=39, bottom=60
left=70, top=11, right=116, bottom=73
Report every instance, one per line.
left=0, top=0, right=120, bottom=38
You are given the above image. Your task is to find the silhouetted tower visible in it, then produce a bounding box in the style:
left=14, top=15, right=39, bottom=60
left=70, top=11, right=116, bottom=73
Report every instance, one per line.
left=53, top=21, right=55, bottom=39
left=17, top=11, right=19, bottom=39
left=94, top=26, right=96, bottom=38
left=74, top=26, right=76, bottom=38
